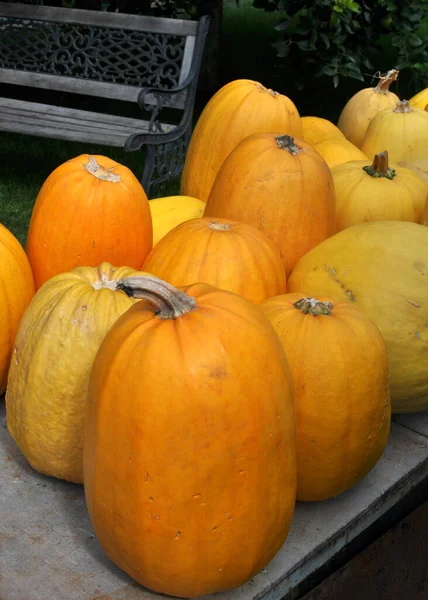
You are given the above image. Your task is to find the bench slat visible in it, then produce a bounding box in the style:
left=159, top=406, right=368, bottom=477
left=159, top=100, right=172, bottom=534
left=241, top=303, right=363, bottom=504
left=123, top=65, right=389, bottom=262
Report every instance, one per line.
left=0, top=2, right=199, bottom=36
left=0, top=98, right=175, bottom=147
left=0, top=69, right=187, bottom=109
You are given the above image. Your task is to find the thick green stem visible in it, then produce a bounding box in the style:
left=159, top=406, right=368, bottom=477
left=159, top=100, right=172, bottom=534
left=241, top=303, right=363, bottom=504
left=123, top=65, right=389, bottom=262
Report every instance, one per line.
left=363, top=151, right=396, bottom=180
left=276, top=135, right=302, bottom=155
left=293, top=297, right=333, bottom=316
left=117, top=276, right=196, bottom=319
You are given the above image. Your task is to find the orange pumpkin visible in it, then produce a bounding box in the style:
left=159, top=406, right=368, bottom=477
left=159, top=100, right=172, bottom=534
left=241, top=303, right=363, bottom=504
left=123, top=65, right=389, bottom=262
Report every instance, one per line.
left=204, top=134, right=336, bottom=276
left=26, top=154, right=153, bottom=289
left=332, top=151, right=427, bottom=231
left=260, top=293, right=391, bottom=502
left=84, top=276, right=297, bottom=598
left=338, top=69, right=400, bottom=148
left=0, top=223, right=34, bottom=393
left=180, top=79, right=302, bottom=202
left=143, top=217, right=286, bottom=303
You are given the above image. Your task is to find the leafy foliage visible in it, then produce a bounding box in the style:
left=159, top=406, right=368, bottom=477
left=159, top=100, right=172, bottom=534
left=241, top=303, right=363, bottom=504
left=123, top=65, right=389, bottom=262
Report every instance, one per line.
left=252, top=0, right=428, bottom=89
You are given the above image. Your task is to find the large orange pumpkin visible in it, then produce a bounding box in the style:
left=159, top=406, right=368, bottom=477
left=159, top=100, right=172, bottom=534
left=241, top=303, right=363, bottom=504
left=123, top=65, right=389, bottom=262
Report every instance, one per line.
left=26, top=154, right=153, bottom=289
left=0, top=223, right=34, bottom=393
left=204, top=134, right=336, bottom=276
left=260, top=294, right=391, bottom=502
left=84, top=276, right=297, bottom=598
left=180, top=79, right=302, bottom=202
left=332, top=151, right=427, bottom=231
left=143, top=217, right=286, bottom=303
left=6, top=262, right=150, bottom=484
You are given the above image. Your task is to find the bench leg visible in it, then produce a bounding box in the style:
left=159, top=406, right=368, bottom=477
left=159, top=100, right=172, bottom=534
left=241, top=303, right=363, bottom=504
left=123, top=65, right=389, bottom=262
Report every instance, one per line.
left=139, top=132, right=191, bottom=199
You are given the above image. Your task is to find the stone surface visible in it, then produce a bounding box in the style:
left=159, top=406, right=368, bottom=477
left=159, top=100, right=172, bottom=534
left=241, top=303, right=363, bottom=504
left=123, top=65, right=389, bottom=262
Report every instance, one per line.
left=1, top=401, right=428, bottom=600
left=394, top=410, right=428, bottom=438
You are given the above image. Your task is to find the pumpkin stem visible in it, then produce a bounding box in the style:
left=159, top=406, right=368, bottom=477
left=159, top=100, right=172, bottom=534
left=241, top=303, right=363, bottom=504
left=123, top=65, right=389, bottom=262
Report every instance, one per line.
left=255, top=82, right=279, bottom=97
left=84, top=156, right=121, bottom=182
left=362, top=151, right=396, bottom=180
left=209, top=220, right=232, bottom=231
left=276, top=135, right=302, bottom=155
left=374, top=69, right=399, bottom=94
left=117, top=276, right=196, bottom=320
left=393, top=100, right=413, bottom=114
left=293, top=297, right=333, bottom=316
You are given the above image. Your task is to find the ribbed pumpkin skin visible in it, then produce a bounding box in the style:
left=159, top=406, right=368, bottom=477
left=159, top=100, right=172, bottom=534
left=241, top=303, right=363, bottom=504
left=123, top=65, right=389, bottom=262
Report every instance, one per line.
left=26, top=154, right=153, bottom=289
left=338, top=84, right=399, bottom=148
left=204, top=133, right=336, bottom=276
left=301, top=116, right=345, bottom=146
left=180, top=79, right=303, bottom=202
left=260, top=293, right=391, bottom=502
left=0, top=223, right=34, bottom=393
left=331, top=158, right=427, bottom=231
left=287, top=221, right=428, bottom=413
left=143, top=217, right=286, bottom=303
left=361, top=104, right=428, bottom=163
left=6, top=262, right=149, bottom=484
left=313, top=137, right=368, bottom=169
left=397, top=159, right=428, bottom=187
left=84, top=282, right=297, bottom=598
left=149, top=195, right=205, bottom=246
left=409, top=87, right=428, bottom=110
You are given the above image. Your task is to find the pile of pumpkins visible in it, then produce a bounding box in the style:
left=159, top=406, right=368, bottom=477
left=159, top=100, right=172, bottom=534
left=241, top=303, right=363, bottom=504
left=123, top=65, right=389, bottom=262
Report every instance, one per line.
left=2, top=71, right=428, bottom=598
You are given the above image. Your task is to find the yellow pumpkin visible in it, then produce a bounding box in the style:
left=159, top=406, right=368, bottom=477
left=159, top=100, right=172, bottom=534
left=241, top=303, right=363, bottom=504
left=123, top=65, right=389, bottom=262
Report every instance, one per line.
left=397, top=158, right=428, bottom=187
left=149, top=195, right=205, bottom=245
left=84, top=276, right=297, bottom=597
left=361, top=100, right=428, bottom=163
left=0, top=223, right=34, bottom=394
left=423, top=194, right=428, bottom=226
left=180, top=79, right=302, bottom=202
left=409, top=87, right=428, bottom=110
left=301, top=115, right=345, bottom=146
left=260, top=294, right=390, bottom=502
left=6, top=262, right=151, bottom=484
left=287, top=221, right=428, bottom=413
left=143, top=217, right=286, bottom=303
left=338, top=69, right=400, bottom=148
left=332, top=151, right=427, bottom=231
left=313, top=137, right=368, bottom=169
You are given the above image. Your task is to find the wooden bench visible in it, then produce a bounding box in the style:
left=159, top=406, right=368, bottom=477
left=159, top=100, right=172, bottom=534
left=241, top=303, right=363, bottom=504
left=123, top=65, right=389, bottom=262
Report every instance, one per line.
left=0, top=2, right=210, bottom=196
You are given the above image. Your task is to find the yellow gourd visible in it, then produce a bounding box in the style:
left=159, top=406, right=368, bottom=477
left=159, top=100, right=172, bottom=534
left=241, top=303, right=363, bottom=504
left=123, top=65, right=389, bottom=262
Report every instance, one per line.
left=149, top=195, right=205, bottom=245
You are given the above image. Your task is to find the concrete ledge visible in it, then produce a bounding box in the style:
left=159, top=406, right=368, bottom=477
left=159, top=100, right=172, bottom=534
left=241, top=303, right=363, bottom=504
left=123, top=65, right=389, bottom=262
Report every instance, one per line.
left=1, top=402, right=428, bottom=600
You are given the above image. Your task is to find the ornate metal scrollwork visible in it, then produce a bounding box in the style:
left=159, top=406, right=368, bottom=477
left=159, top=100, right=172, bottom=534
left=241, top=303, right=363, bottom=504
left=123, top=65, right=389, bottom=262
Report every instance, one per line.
left=0, top=18, right=185, bottom=88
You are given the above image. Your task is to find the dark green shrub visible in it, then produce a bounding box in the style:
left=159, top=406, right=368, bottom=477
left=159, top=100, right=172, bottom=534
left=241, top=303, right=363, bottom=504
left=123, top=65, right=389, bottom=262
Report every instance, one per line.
left=252, top=0, right=428, bottom=92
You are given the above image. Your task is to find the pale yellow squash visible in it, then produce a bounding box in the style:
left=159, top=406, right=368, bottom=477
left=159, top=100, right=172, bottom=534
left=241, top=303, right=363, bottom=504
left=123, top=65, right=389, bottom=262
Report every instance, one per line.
left=409, top=87, right=428, bottom=110
left=288, top=221, right=428, bottom=413
left=361, top=100, right=428, bottom=163
left=338, top=69, right=400, bottom=148
left=6, top=262, right=151, bottom=484
left=301, top=116, right=345, bottom=146
left=149, top=195, right=205, bottom=246
left=313, top=137, right=368, bottom=169
left=332, top=151, right=427, bottom=231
